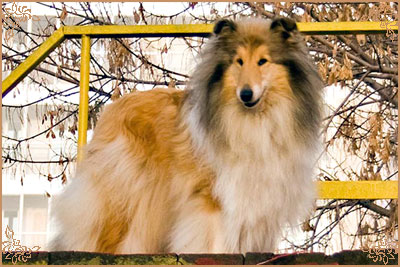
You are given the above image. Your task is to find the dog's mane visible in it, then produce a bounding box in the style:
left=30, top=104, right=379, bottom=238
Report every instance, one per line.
left=184, top=24, right=238, bottom=133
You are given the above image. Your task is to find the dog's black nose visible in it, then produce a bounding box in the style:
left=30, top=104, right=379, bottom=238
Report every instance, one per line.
left=240, top=87, right=253, bottom=103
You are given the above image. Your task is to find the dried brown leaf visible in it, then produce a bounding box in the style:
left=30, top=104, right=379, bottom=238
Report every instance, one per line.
left=168, top=80, right=176, bottom=88
left=62, top=173, right=67, bottom=185
left=356, top=34, right=366, bottom=46
left=302, top=220, right=315, bottom=232
left=332, top=43, right=338, bottom=58
left=162, top=44, right=168, bottom=54
left=60, top=6, right=68, bottom=21
left=133, top=11, right=140, bottom=23
left=111, top=85, right=121, bottom=101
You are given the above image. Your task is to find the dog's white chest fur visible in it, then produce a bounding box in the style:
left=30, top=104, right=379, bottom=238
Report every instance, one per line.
left=187, top=101, right=316, bottom=253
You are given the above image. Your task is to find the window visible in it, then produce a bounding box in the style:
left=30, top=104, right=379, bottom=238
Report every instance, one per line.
left=2, top=194, right=49, bottom=250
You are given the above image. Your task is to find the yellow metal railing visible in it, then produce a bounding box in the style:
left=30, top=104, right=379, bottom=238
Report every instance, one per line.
left=317, top=181, right=397, bottom=199
left=2, top=22, right=398, bottom=199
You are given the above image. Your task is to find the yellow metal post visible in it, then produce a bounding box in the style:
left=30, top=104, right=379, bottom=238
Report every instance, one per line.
left=77, top=35, right=91, bottom=162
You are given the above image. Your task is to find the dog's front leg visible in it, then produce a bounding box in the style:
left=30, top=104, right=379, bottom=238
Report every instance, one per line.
left=168, top=199, right=225, bottom=253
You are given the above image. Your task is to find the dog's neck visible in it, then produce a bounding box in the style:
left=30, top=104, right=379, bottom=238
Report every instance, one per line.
left=182, top=92, right=296, bottom=167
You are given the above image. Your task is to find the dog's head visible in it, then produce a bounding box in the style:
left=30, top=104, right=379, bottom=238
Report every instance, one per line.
left=187, top=17, right=323, bottom=144
left=211, top=18, right=307, bottom=112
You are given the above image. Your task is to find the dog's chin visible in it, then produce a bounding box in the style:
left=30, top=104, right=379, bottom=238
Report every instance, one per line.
left=242, top=98, right=260, bottom=109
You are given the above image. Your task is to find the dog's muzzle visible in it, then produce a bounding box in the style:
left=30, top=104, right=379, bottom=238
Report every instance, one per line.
left=239, top=86, right=260, bottom=108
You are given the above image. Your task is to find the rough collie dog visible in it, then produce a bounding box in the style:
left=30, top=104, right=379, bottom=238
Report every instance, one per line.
left=51, top=17, right=323, bottom=254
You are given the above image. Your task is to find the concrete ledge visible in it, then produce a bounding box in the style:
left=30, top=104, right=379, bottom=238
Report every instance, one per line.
left=178, top=254, right=244, bottom=265
left=2, top=250, right=398, bottom=265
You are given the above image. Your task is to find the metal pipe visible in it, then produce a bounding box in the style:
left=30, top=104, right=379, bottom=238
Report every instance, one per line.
left=62, top=21, right=396, bottom=38
left=317, top=181, right=398, bottom=199
left=2, top=28, right=65, bottom=97
left=3, top=22, right=397, bottom=97
left=77, top=35, right=91, bottom=162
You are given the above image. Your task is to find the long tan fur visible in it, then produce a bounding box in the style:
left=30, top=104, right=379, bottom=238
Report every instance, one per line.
left=51, top=18, right=323, bottom=254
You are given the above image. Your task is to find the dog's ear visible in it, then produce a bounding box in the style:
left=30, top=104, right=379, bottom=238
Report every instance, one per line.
left=270, top=17, right=298, bottom=40
left=213, top=19, right=237, bottom=35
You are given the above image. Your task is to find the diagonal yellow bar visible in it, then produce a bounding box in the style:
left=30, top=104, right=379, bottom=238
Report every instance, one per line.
left=77, top=35, right=91, bottom=162
left=2, top=28, right=65, bottom=96
left=317, top=181, right=398, bottom=199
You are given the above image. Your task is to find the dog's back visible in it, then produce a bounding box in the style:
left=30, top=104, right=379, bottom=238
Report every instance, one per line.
left=51, top=88, right=218, bottom=252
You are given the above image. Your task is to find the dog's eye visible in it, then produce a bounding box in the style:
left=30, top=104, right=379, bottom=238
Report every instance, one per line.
left=258, top=58, right=268, bottom=66
left=237, top=58, right=243, bottom=66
